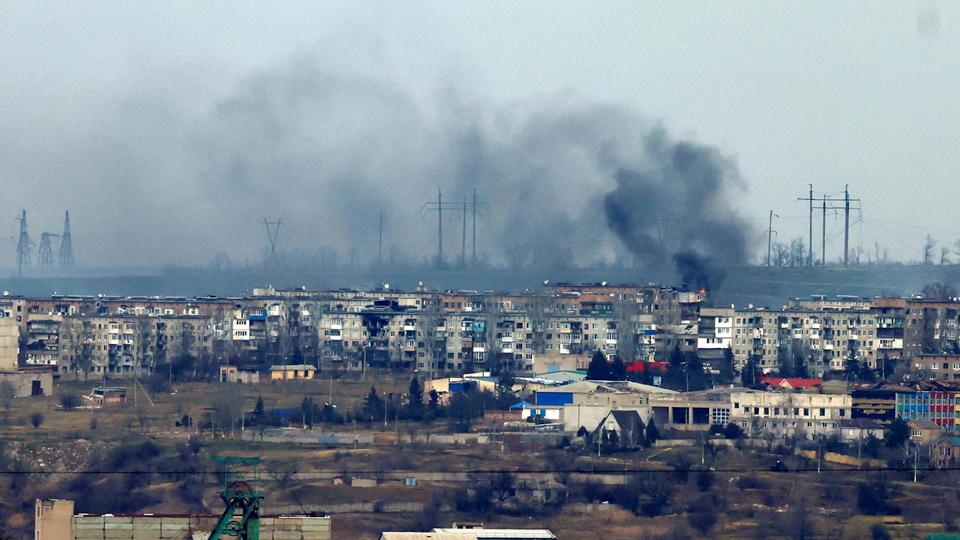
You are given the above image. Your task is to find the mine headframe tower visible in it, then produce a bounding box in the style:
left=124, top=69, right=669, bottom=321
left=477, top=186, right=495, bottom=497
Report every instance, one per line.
left=210, top=456, right=263, bottom=540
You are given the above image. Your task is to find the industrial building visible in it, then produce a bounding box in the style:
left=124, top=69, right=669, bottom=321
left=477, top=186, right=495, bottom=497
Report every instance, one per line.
left=34, top=499, right=331, bottom=540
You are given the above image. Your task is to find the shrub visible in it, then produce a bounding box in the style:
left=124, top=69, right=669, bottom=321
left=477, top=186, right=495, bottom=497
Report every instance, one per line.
left=723, top=423, right=744, bottom=439
left=688, top=496, right=718, bottom=535
left=60, top=393, right=81, bottom=411
left=695, top=469, right=714, bottom=492
left=857, top=476, right=900, bottom=516
left=736, top=474, right=766, bottom=490
left=30, top=412, right=44, bottom=429
left=870, top=524, right=892, bottom=540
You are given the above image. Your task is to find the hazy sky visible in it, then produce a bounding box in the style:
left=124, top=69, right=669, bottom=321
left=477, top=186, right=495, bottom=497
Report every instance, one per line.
left=2, top=1, right=957, bottom=268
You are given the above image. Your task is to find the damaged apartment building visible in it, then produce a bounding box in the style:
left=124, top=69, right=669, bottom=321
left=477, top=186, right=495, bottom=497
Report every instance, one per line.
left=4, top=284, right=695, bottom=379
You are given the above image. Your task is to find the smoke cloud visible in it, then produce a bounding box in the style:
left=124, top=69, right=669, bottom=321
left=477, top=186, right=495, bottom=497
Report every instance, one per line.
left=603, top=131, right=753, bottom=289
left=5, top=56, right=754, bottom=279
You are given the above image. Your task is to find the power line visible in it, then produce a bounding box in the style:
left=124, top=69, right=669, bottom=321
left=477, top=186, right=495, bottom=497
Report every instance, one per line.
left=421, top=188, right=484, bottom=270
left=0, top=465, right=945, bottom=475
left=797, top=186, right=862, bottom=266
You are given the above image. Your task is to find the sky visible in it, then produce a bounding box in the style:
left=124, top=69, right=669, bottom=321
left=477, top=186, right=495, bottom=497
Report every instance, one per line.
left=1, top=1, right=958, bottom=268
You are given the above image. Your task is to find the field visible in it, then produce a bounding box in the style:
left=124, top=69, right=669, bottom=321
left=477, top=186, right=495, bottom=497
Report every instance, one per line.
left=3, top=375, right=960, bottom=539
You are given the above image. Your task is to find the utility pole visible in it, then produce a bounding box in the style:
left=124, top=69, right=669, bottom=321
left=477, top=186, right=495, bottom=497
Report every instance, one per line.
left=461, top=199, right=467, bottom=268
left=822, top=199, right=827, bottom=265
left=767, top=211, right=779, bottom=267
left=422, top=189, right=481, bottom=270
left=914, top=445, right=919, bottom=483
left=843, top=184, right=851, bottom=266
left=378, top=208, right=384, bottom=269
left=437, top=189, right=443, bottom=269
left=817, top=435, right=822, bottom=474
left=472, top=188, right=478, bottom=268
left=420, top=189, right=453, bottom=270
left=808, top=184, right=813, bottom=265
left=799, top=188, right=860, bottom=266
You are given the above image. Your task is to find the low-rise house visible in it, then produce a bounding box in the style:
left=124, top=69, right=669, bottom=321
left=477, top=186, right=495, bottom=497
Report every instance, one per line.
left=269, top=364, right=316, bottom=381
left=594, top=409, right=646, bottom=449
left=838, top=418, right=884, bottom=443
left=909, top=419, right=943, bottom=446
left=933, top=436, right=960, bottom=468
left=219, top=365, right=261, bottom=384
left=86, top=386, right=127, bottom=407
left=425, top=372, right=499, bottom=404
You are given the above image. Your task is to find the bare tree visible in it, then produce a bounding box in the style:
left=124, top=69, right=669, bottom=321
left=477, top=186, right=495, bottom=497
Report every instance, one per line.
left=942, top=247, right=951, bottom=266
left=874, top=242, right=889, bottom=265
left=266, top=460, right=296, bottom=490
left=923, top=235, right=937, bottom=265
left=772, top=242, right=789, bottom=267
left=851, top=245, right=864, bottom=266
left=789, top=238, right=806, bottom=267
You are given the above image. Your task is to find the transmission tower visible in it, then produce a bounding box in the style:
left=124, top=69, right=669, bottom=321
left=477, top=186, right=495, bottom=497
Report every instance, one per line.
left=38, top=233, right=59, bottom=266
left=262, top=217, right=282, bottom=265
left=15, top=210, right=32, bottom=277
left=59, top=211, right=74, bottom=268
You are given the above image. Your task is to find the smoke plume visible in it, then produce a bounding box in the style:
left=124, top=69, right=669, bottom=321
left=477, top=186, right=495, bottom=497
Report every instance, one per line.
left=603, top=130, right=753, bottom=289
left=4, top=56, right=755, bottom=279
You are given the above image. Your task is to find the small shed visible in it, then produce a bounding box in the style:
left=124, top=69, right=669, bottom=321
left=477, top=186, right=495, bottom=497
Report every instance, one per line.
left=270, top=364, right=316, bottom=381
left=220, top=365, right=260, bottom=384
left=87, top=386, right=127, bottom=407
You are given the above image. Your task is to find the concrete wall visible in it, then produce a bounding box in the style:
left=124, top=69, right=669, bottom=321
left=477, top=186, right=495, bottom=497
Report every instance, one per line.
left=242, top=428, right=374, bottom=445
left=68, top=515, right=330, bottom=540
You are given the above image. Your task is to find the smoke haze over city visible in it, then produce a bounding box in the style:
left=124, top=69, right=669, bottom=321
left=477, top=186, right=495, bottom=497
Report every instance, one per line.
left=2, top=2, right=959, bottom=274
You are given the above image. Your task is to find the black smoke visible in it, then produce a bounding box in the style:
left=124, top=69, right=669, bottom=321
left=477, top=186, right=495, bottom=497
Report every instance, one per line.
left=603, top=129, right=753, bottom=291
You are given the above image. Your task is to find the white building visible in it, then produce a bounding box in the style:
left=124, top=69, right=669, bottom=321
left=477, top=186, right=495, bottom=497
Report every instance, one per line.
left=730, top=390, right=852, bottom=438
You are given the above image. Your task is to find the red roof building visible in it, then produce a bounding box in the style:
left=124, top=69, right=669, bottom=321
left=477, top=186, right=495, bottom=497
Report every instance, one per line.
left=626, top=361, right=669, bottom=374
